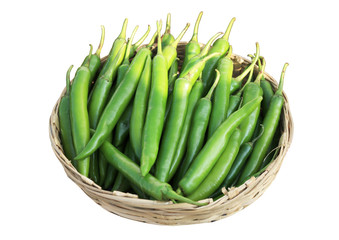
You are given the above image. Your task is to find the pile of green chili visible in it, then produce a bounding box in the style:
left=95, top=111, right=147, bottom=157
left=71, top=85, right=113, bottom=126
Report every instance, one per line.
left=58, top=13, right=288, bottom=205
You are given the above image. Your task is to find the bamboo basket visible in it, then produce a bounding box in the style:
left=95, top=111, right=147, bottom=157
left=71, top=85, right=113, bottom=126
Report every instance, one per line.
left=49, top=42, right=293, bottom=225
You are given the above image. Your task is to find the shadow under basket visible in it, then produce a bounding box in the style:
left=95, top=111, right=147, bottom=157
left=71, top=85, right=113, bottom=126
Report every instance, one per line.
left=49, top=42, right=293, bottom=225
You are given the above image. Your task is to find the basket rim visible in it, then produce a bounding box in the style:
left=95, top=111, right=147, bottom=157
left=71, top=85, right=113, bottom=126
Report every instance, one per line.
left=49, top=42, right=294, bottom=224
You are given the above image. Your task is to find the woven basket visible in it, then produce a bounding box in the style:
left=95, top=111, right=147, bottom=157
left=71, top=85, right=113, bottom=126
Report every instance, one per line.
left=49, top=42, right=293, bottom=225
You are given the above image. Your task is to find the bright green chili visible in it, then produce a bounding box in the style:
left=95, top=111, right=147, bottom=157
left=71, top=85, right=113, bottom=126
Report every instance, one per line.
left=237, top=63, right=288, bottom=185
left=161, top=13, right=175, bottom=48
left=238, top=53, right=265, bottom=145
left=129, top=55, right=152, bottom=159
left=188, top=128, right=242, bottom=201
left=140, top=21, right=168, bottom=176
left=181, top=11, right=203, bottom=70
left=81, top=26, right=105, bottom=89
left=74, top=36, right=152, bottom=161
left=167, top=79, right=204, bottom=183
left=201, top=17, right=235, bottom=94
left=162, top=22, right=190, bottom=70
left=177, top=96, right=263, bottom=196
left=128, top=25, right=151, bottom=59
left=208, top=46, right=233, bottom=138
left=70, top=47, right=92, bottom=176
left=173, top=71, right=220, bottom=183
left=59, top=65, right=77, bottom=168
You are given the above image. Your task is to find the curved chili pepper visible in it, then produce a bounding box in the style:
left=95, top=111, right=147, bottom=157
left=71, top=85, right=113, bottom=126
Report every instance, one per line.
left=59, top=65, right=77, bottom=168
left=140, top=21, right=168, bottom=176
left=128, top=25, right=151, bottom=59
left=177, top=96, right=263, bottom=196
left=201, top=17, right=235, bottom=94
left=238, top=63, right=288, bottom=185
left=208, top=46, right=233, bottom=138
left=70, top=46, right=92, bottom=176
left=167, top=79, right=204, bottom=183
left=173, top=71, right=220, bottom=183
left=188, top=128, right=242, bottom=201
left=181, top=11, right=203, bottom=70
left=99, top=136, right=206, bottom=206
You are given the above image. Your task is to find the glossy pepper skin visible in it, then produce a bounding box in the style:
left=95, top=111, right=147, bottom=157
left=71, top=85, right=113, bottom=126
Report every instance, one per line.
left=178, top=96, right=263, bottom=196
left=188, top=128, right=242, bottom=201
left=59, top=65, right=77, bottom=167
left=238, top=63, right=288, bottom=185
left=70, top=48, right=92, bottom=177
left=173, top=71, right=220, bottom=184
left=167, top=80, right=204, bottom=183
left=141, top=21, right=168, bottom=176
left=129, top=55, right=152, bottom=159
left=208, top=47, right=233, bottom=138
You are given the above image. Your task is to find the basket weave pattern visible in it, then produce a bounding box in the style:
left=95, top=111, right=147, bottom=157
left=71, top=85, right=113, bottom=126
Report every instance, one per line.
left=49, top=42, right=293, bottom=225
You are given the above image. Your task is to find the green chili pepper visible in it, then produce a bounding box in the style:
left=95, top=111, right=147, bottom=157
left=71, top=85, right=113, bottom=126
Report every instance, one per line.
left=167, top=79, right=204, bottom=183
left=188, top=128, right=242, bottom=201
left=179, top=32, right=222, bottom=81
left=162, top=23, right=190, bottom=70
left=164, top=58, right=179, bottom=122
left=81, top=26, right=105, bottom=89
left=258, top=57, right=274, bottom=115
left=99, top=136, right=206, bottom=206
left=172, top=72, right=220, bottom=183
left=107, top=19, right=128, bottom=63
left=140, top=21, right=168, bottom=176
left=161, top=13, right=175, bottom=48
left=74, top=37, right=152, bottom=161
left=210, top=124, right=264, bottom=197
left=181, top=11, right=203, bottom=70
left=129, top=55, right=152, bottom=159
left=70, top=46, right=92, bottom=176
left=59, top=65, right=77, bottom=168
left=102, top=137, right=121, bottom=190
left=98, top=132, right=113, bottom=187
left=154, top=53, right=221, bottom=182
left=208, top=46, right=233, bottom=138
left=115, top=26, right=140, bottom=92
left=238, top=52, right=265, bottom=145
left=177, top=96, right=263, bottom=196
left=201, top=17, right=235, bottom=94
left=226, top=45, right=260, bottom=118
left=238, top=63, right=288, bottom=185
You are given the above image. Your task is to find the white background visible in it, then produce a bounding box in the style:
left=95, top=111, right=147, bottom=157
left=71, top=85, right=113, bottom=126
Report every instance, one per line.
left=1, top=0, right=338, bottom=239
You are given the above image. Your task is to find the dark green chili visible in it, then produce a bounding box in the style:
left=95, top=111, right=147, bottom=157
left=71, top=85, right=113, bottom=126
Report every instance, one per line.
left=129, top=55, right=152, bottom=159
left=70, top=47, right=92, bottom=176
left=238, top=63, right=288, bottom=185
left=164, top=58, right=179, bottom=122
left=167, top=79, right=204, bottom=183
left=188, top=128, right=242, bottom=201
left=181, top=11, right=203, bottom=70
left=258, top=57, right=274, bottom=115
left=98, top=133, right=113, bottom=186
left=173, top=71, right=220, bottom=183
left=140, top=21, right=168, bottom=176
left=161, top=13, right=175, bottom=48
left=177, top=96, right=263, bottom=196
left=201, top=17, right=235, bottom=94
left=59, top=65, right=77, bottom=168
left=208, top=46, right=233, bottom=138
